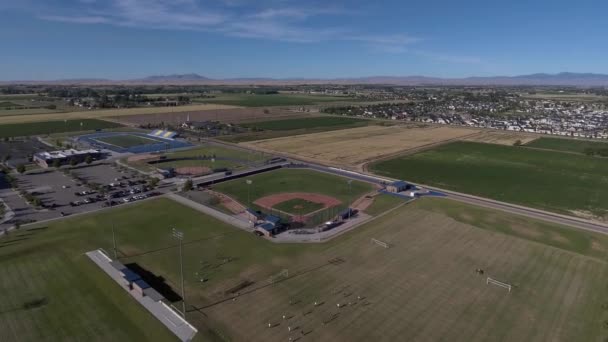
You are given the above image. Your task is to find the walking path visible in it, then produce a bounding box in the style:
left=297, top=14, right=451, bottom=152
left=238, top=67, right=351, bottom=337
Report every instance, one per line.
left=167, top=193, right=252, bottom=231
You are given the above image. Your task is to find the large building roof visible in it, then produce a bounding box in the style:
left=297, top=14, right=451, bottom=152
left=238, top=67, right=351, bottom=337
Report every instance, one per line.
left=35, top=148, right=100, bottom=160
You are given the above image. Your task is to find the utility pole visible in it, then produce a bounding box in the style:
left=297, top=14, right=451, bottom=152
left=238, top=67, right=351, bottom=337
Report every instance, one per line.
left=172, top=228, right=186, bottom=318
left=347, top=180, right=353, bottom=220
left=246, top=179, right=253, bottom=207
left=109, top=198, right=117, bottom=259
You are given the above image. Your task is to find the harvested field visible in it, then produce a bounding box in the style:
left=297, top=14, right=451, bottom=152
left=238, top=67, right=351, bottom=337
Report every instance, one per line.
left=115, top=107, right=316, bottom=126
left=0, top=103, right=238, bottom=125
left=245, top=125, right=479, bottom=167
left=463, top=130, right=537, bottom=146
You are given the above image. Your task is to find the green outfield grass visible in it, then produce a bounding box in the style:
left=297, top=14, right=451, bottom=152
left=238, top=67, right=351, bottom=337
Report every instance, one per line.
left=525, top=136, right=608, bottom=154
left=272, top=198, right=326, bottom=215
left=370, top=141, right=608, bottom=217
left=0, top=119, right=122, bottom=138
left=2, top=196, right=608, bottom=341
left=363, top=194, right=406, bottom=216
left=95, top=134, right=162, bottom=148
left=193, top=93, right=356, bottom=107
left=212, top=168, right=373, bottom=208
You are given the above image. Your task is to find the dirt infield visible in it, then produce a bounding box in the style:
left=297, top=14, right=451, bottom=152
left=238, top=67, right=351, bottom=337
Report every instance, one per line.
left=115, top=107, right=317, bottom=126
left=244, top=125, right=479, bottom=168
left=174, top=166, right=211, bottom=176
left=254, top=192, right=342, bottom=222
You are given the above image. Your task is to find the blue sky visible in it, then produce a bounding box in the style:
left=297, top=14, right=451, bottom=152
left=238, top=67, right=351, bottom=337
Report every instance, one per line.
left=1, top=0, right=607, bottom=80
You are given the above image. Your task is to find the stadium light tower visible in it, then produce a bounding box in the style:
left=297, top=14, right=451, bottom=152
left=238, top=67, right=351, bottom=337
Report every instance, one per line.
left=246, top=179, right=253, bottom=207
left=347, top=180, right=353, bottom=220
left=172, top=228, right=186, bottom=318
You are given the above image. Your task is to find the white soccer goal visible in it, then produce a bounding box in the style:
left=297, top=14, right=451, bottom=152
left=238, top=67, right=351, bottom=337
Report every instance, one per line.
left=486, top=277, right=512, bottom=292
left=371, top=238, right=390, bottom=248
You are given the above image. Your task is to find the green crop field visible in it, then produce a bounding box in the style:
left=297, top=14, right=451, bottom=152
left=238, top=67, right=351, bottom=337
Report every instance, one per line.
left=272, top=198, right=325, bottom=215
left=525, top=136, right=608, bottom=154
left=3, top=197, right=607, bottom=341
left=371, top=141, right=608, bottom=218
left=241, top=117, right=369, bottom=131
left=95, top=134, right=162, bottom=148
left=193, top=93, right=356, bottom=107
left=0, top=101, right=23, bottom=108
left=0, top=119, right=122, bottom=138
left=212, top=168, right=373, bottom=208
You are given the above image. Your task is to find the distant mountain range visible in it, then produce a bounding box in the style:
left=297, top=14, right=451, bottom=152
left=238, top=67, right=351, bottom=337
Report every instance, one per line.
left=3, top=72, right=608, bottom=86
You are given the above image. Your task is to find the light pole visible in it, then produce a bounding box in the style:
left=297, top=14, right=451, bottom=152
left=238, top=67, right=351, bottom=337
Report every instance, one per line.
left=172, top=228, right=186, bottom=318
left=347, top=180, right=352, bottom=220
left=246, top=179, right=253, bottom=207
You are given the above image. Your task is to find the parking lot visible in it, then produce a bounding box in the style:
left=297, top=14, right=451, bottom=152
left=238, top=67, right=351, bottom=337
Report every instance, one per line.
left=1, top=163, right=170, bottom=230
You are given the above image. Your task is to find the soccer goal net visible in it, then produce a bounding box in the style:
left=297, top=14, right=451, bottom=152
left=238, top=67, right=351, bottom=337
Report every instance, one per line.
left=486, top=277, right=512, bottom=292
left=371, top=238, right=390, bottom=248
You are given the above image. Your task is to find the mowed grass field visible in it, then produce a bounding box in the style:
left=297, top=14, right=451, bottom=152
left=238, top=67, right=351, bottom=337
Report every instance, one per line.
left=212, top=168, right=373, bottom=208
left=273, top=198, right=325, bottom=215
left=2, top=197, right=608, bottom=341
left=525, top=136, right=608, bottom=154
left=0, top=119, right=122, bottom=138
left=371, top=141, right=608, bottom=218
left=95, top=134, right=162, bottom=148
left=193, top=93, right=356, bottom=107
left=221, top=116, right=374, bottom=143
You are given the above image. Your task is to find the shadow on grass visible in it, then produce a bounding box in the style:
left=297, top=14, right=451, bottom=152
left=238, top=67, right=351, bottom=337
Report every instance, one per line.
left=125, top=262, right=182, bottom=302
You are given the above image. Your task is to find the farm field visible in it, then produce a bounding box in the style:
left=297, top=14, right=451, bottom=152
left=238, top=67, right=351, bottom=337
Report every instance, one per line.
left=212, top=168, right=373, bottom=209
left=3, top=197, right=607, bottom=341
left=115, top=107, right=313, bottom=127
left=222, top=116, right=374, bottom=143
left=95, top=134, right=163, bottom=148
left=0, top=103, right=239, bottom=125
left=525, top=136, right=608, bottom=154
left=463, top=130, right=537, bottom=146
left=193, top=93, right=356, bottom=107
left=244, top=125, right=479, bottom=167
left=0, top=119, right=122, bottom=138
left=371, top=141, right=608, bottom=219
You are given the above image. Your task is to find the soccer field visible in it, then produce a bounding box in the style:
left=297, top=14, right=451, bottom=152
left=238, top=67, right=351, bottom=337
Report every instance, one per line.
left=371, top=141, right=608, bottom=219
left=95, top=134, right=163, bottom=148
left=2, top=198, right=608, bottom=341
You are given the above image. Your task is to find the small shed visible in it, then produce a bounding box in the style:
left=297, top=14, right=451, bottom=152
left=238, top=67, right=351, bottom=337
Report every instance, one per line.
left=133, top=279, right=151, bottom=297
left=264, top=215, right=281, bottom=227
left=255, top=223, right=277, bottom=237
left=386, top=181, right=410, bottom=193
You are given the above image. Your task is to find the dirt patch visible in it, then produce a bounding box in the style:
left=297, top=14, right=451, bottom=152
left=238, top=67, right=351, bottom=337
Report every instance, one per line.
left=464, top=131, right=537, bottom=146
left=254, top=192, right=342, bottom=223
left=127, top=154, right=160, bottom=163
left=175, top=166, right=211, bottom=176
left=510, top=222, right=544, bottom=239
left=206, top=190, right=246, bottom=214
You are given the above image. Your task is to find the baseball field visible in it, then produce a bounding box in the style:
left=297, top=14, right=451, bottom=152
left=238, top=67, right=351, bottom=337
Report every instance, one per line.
left=212, top=168, right=373, bottom=219
left=370, top=141, right=608, bottom=219
left=244, top=125, right=479, bottom=167
left=2, top=197, right=607, bottom=341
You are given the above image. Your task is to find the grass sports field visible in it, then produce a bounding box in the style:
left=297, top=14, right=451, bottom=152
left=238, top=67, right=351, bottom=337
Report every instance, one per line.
left=212, top=168, right=373, bottom=210
left=95, top=134, right=162, bottom=148
left=371, top=141, right=608, bottom=219
left=193, top=93, right=357, bottom=107
left=222, top=116, right=374, bottom=143
left=2, top=197, right=608, bottom=341
left=525, top=136, right=608, bottom=154
left=245, top=125, right=478, bottom=167
left=0, top=119, right=121, bottom=138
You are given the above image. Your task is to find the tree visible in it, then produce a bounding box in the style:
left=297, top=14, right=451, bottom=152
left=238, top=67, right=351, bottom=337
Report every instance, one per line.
left=52, top=159, right=61, bottom=169
left=148, top=177, right=159, bottom=188
left=16, top=164, right=26, bottom=174
left=513, top=139, right=522, bottom=146
left=3, top=154, right=11, bottom=163
left=69, top=158, right=78, bottom=167
left=14, top=220, right=21, bottom=230
left=183, top=179, right=193, bottom=192
left=85, top=155, right=93, bottom=164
